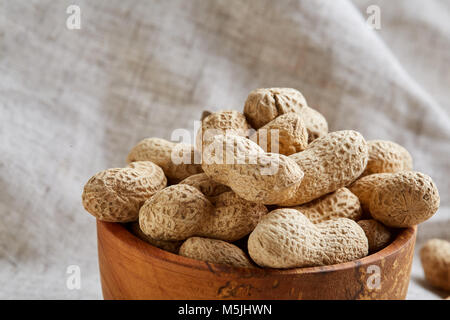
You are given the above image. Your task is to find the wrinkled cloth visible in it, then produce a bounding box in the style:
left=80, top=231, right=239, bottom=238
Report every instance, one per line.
left=0, top=0, right=449, bottom=299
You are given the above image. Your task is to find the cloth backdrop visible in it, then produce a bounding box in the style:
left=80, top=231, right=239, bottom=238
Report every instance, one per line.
left=1, top=0, right=449, bottom=299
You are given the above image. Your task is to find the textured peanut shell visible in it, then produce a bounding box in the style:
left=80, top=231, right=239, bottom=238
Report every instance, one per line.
left=179, top=173, right=230, bottom=197
left=139, top=185, right=268, bottom=242
left=250, top=113, right=308, bottom=156
left=420, top=239, right=450, bottom=292
left=139, top=184, right=214, bottom=240
left=278, top=130, right=368, bottom=206
left=248, top=209, right=368, bottom=268
left=349, top=173, right=391, bottom=213
left=179, top=237, right=254, bottom=268
left=205, top=191, right=268, bottom=242
left=243, top=88, right=328, bottom=141
left=243, top=88, right=307, bottom=129
left=129, top=222, right=182, bottom=253
left=357, top=219, right=391, bottom=253
left=82, top=162, right=167, bottom=222
left=127, top=138, right=202, bottom=183
left=291, top=187, right=362, bottom=224
left=196, top=110, right=251, bottom=151
left=202, top=134, right=304, bottom=204
left=361, top=140, right=413, bottom=177
left=301, top=105, right=329, bottom=142
left=353, top=172, right=440, bottom=227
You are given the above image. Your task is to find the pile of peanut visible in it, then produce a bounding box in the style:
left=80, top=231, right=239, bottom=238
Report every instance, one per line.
left=82, top=88, right=443, bottom=274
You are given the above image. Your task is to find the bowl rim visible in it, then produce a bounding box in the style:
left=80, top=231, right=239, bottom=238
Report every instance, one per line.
left=97, top=220, right=417, bottom=276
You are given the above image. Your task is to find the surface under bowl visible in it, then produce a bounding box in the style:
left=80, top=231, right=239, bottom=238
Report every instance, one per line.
left=97, top=220, right=416, bottom=300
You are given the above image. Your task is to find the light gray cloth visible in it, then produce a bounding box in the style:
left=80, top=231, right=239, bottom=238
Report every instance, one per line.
left=0, top=0, right=449, bottom=299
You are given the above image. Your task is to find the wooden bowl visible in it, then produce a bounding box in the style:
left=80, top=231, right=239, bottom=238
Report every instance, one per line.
left=97, top=220, right=416, bottom=300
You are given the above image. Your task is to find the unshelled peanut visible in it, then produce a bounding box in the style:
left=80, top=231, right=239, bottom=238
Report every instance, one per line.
left=361, top=140, right=413, bottom=177
left=196, top=110, right=250, bottom=151
left=127, top=138, right=202, bottom=183
left=250, top=113, right=308, bottom=156
left=357, top=219, right=391, bottom=253
left=202, top=134, right=304, bottom=204
left=179, top=173, right=230, bottom=198
left=420, top=239, right=450, bottom=292
left=243, top=88, right=328, bottom=142
left=350, top=171, right=440, bottom=227
left=82, top=161, right=167, bottom=222
left=248, top=209, right=368, bottom=268
left=139, top=184, right=268, bottom=241
left=179, top=237, right=254, bottom=268
left=291, top=187, right=362, bottom=223
left=278, top=130, right=368, bottom=206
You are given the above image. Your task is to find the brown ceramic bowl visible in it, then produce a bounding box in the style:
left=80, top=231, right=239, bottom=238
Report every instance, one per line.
left=97, top=220, right=416, bottom=300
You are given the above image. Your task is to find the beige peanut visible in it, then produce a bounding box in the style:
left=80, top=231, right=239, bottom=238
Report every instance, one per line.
left=278, top=130, right=369, bottom=206
left=243, top=88, right=328, bottom=142
left=196, top=110, right=251, bottom=151
left=420, top=239, right=450, bottom=292
left=350, top=171, right=440, bottom=227
left=361, top=140, right=413, bottom=177
left=248, top=209, right=368, bottom=268
left=82, top=161, right=167, bottom=222
left=129, top=222, right=182, bottom=254
left=139, top=184, right=268, bottom=241
left=201, top=134, right=304, bottom=204
left=179, top=237, right=254, bottom=268
left=348, top=173, right=390, bottom=213
left=357, top=219, right=391, bottom=253
left=250, top=113, right=308, bottom=156
left=127, top=137, right=203, bottom=183
left=291, top=187, right=362, bottom=224
left=179, top=173, right=230, bottom=197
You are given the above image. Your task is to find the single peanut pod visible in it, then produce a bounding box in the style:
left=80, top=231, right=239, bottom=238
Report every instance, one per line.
left=202, top=134, right=304, bottom=204
left=349, top=173, right=391, bottom=213
left=196, top=110, right=251, bottom=151
left=420, top=239, right=450, bottom=292
left=248, top=209, right=368, bottom=268
left=250, top=113, right=308, bottom=156
left=353, top=172, right=439, bottom=227
left=243, top=88, right=328, bottom=141
left=278, top=130, right=368, bottom=206
left=179, top=237, right=254, bottom=268
left=179, top=173, right=230, bottom=197
left=357, top=219, right=391, bottom=253
left=243, top=88, right=308, bottom=129
left=139, top=184, right=214, bottom=241
left=204, top=191, right=268, bottom=241
left=129, top=222, right=182, bottom=253
left=82, top=162, right=167, bottom=222
left=361, top=140, right=413, bottom=177
left=127, top=138, right=202, bottom=183
left=139, top=185, right=268, bottom=242
left=291, top=188, right=362, bottom=224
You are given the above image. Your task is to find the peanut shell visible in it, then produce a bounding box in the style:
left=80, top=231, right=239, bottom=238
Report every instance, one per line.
left=420, top=239, right=450, bottom=292
left=179, top=237, right=254, bottom=268
left=82, top=162, right=167, bottom=222
left=248, top=209, right=368, bottom=268
left=279, top=130, right=368, bottom=206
